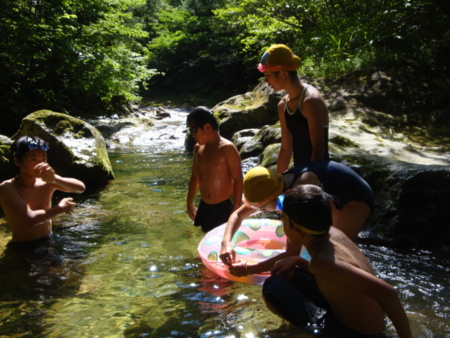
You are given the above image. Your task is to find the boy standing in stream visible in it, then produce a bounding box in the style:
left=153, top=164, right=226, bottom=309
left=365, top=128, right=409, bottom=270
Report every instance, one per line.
left=0, top=136, right=85, bottom=245
left=186, top=107, right=242, bottom=232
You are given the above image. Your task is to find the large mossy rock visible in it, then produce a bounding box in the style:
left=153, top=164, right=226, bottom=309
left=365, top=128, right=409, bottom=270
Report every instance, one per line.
left=213, top=83, right=282, bottom=140
left=0, top=136, right=15, bottom=182
left=12, top=110, right=114, bottom=190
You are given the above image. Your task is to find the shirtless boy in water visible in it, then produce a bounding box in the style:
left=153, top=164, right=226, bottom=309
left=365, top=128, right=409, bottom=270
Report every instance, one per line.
left=231, top=184, right=411, bottom=336
left=186, top=107, right=242, bottom=232
left=0, top=136, right=85, bottom=243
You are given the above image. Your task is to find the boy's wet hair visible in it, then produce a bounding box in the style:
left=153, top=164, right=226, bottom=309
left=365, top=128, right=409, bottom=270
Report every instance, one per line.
left=283, top=184, right=332, bottom=236
left=11, top=136, right=49, bottom=163
left=186, top=106, right=219, bottom=130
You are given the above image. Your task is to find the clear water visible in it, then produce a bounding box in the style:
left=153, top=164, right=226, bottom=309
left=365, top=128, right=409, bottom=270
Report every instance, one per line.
left=0, top=108, right=449, bottom=337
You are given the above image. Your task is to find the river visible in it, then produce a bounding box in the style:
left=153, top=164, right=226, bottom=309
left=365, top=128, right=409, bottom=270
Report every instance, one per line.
left=0, top=107, right=448, bottom=337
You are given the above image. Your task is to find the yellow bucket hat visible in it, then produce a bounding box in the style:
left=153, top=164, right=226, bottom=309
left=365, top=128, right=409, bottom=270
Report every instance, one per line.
left=243, top=167, right=284, bottom=203
left=257, top=44, right=301, bottom=73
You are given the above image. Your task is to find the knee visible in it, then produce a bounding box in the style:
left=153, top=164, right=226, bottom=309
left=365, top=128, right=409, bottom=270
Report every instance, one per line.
left=262, top=275, right=287, bottom=316
left=262, top=275, right=290, bottom=305
left=263, top=275, right=286, bottom=294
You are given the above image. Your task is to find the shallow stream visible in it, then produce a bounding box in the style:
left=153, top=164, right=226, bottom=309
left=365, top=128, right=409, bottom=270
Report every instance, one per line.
left=0, top=107, right=448, bottom=337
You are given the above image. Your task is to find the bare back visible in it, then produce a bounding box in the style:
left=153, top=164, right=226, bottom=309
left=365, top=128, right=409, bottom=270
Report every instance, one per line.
left=309, top=228, right=385, bottom=335
left=195, top=137, right=238, bottom=204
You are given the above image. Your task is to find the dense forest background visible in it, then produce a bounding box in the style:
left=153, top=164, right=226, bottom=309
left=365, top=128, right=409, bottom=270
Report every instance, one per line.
left=1, top=0, right=449, bottom=136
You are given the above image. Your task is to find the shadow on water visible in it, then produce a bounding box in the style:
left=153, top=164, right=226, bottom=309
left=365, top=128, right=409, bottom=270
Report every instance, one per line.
left=0, top=107, right=449, bottom=337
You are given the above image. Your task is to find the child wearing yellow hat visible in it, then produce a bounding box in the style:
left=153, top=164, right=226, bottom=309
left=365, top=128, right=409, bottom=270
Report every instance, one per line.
left=219, top=160, right=373, bottom=265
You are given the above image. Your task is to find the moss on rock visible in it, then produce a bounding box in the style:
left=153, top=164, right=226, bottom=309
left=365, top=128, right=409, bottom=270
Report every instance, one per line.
left=12, top=110, right=114, bottom=190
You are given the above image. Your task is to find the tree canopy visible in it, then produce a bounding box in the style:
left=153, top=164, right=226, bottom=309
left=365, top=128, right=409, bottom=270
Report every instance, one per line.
left=0, top=0, right=154, bottom=134
left=1, top=0, right=449, bottom=135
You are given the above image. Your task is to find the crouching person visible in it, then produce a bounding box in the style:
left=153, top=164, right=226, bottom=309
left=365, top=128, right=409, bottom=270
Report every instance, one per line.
left=262, top=185, right=411, bottom=337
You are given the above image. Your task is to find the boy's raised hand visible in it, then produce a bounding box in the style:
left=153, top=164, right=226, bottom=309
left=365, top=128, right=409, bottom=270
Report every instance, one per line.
left=35, top=162, right=56, bottom=183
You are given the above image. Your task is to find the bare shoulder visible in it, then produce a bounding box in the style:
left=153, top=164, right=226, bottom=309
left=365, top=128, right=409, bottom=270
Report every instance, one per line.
left=0, top=179, right=17, bottom=202
left=304, top=85, right=325, bottom=103
left=219, top=136, right=232, bottom=145
left=309, top=229, right=360, bottom=274
left=302, top=86, right=328, bottom=118
left=308, top=242, right=334, bottom=275
left=278, top=95, right=288, bottom=110
left=279, top=94, right=289, bottom=105
left=330, top=228, right=374, bottom=273
left=193, top=143, right=201, bottom=153
left=0, top=179, right=14, bottom=192
left=219, top=137, right=237, bottom=149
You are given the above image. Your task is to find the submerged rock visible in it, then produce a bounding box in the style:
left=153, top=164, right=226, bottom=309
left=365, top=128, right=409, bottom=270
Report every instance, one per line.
left=11, top=110, right=114, bottom=189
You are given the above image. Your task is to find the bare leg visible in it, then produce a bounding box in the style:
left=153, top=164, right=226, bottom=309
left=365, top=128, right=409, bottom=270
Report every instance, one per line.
left=331, top=201, right=371, bottom=241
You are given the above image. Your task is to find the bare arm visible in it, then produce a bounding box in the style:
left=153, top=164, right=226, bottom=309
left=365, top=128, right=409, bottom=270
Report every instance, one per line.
left=224, top=143, right=243, bottom=211
left=302, top=95, right=327, bottom=162
left=51, top=175, right=85, bottom=193
left=219, top=204, right=255, bottom=265
left=277, top=98, right=293, bottom=174
left=186, top=145, right=200, bottom=221
left=0, top=184, right=76, bottom=228
left=229, top=238, right=304, bottom=276
left=38, top=163, right=85, bottom=193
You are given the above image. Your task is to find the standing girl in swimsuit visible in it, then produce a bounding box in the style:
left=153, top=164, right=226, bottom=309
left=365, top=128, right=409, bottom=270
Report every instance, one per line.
left=258, top=44, right=330, bottom=173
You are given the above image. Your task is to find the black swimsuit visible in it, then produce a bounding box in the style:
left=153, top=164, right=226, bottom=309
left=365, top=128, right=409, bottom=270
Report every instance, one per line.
left=194, top=199, right=233, bottom=232
left=285, top=160, right=374, bottom=210
left=284, top=85, right=330, bottom=165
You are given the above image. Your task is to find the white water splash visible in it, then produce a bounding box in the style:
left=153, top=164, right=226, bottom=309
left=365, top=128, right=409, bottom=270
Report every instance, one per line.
left=97, top=106, right=191, bottom=153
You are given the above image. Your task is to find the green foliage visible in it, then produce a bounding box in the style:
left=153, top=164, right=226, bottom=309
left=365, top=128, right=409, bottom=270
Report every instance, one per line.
left=144, top=0, right=258, bottom=104
left=1, top=0, right=449, bottom=134
left=0, top=0, right=154, bottom=134
left=143, top=0, right=449, bottom=106
left=212, top=0, right=450, bottom=79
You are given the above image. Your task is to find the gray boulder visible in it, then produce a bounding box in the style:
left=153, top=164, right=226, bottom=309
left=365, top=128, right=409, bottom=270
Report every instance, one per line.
left=336, top=155, right=450, bottom=250
left=213, top=82, right=282, bottom=140
left=231, top=129, right=259, bottom=152
left=238, top=125, right=281, bottom=161
left=0, top=136, right=15, bottom=182
left=10, top=110, right=114, bottom=189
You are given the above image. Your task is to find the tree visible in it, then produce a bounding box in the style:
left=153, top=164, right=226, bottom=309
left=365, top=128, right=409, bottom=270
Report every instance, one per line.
left=0, top=0, right=154, bottom=135
left=144, top=0, right=257, bottom=104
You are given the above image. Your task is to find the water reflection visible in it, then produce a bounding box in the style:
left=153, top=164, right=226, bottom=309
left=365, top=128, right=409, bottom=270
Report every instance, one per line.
left=0, top=108, right=449, bottom=337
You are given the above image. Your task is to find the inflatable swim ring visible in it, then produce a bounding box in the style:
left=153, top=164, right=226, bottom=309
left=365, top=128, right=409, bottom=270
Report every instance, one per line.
left=198, top=218, right=310, bottom=285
